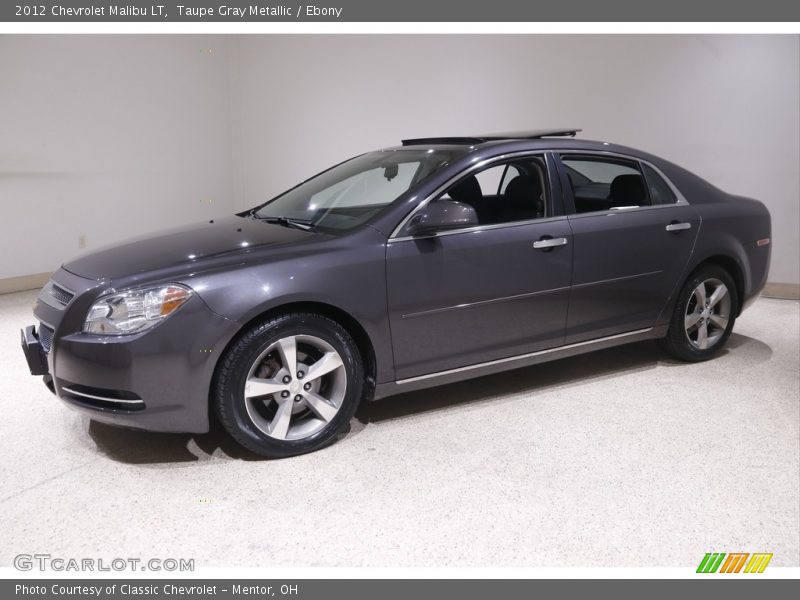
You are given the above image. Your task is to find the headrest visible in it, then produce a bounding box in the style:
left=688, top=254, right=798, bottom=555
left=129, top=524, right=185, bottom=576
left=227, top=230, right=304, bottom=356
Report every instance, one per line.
left=608, top=174, right=646, bottom=205
left=448, top=176, right=482, bottom=204
left=504, top=175, right=542, bottom=208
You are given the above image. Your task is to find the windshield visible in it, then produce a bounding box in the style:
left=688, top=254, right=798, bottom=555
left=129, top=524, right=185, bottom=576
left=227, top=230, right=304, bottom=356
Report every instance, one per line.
left=251, top=149, right=462, bottom=232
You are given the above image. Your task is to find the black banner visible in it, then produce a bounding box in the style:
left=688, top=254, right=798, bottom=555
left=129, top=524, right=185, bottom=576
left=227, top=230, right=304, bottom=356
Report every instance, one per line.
left=2, top=0, right=800, bottom=22
left=4, top=579, right=800, bottom=600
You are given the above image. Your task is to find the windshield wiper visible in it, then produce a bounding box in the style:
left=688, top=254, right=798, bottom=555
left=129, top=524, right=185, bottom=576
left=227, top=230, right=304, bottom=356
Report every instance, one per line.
left=250, top=213, right=315, bottom=231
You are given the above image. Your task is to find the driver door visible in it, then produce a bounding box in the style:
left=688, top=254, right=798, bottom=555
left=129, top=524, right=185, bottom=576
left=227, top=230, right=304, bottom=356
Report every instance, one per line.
left=386, top=153, right=574, bottom=380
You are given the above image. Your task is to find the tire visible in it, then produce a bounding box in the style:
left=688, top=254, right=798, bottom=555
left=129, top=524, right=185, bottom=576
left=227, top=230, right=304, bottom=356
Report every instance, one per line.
left=214, top=312, right=364, bottom=458
left=660, top=265, right=738, bottom=362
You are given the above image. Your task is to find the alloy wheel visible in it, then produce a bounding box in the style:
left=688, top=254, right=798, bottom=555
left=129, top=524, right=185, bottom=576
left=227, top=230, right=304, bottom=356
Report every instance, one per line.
left=243, top=335, right=347, bottom=441
left=683, top=278, right=732, bottom=351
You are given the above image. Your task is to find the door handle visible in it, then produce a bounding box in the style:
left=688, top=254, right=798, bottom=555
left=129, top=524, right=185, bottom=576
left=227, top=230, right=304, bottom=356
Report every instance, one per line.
left=665, top=222, right=691, bottom=232
left=532, top=237, right=568, bottom=250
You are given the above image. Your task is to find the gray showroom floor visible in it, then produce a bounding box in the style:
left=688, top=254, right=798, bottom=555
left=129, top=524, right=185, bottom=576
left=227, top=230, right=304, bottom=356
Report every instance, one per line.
left=1, top=289, right=798, bottom=569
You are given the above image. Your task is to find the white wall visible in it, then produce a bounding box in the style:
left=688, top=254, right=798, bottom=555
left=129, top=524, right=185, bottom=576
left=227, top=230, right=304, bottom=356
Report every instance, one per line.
left=0, top=35, right=235, bottom=279
left=2, top=35, right=798, bottom=285
left=232, top=35, right=800, bottom=285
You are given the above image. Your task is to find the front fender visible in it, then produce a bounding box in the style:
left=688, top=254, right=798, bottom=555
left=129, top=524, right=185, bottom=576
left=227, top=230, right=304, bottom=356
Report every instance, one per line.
left=178, top=228, right=394, bottom=383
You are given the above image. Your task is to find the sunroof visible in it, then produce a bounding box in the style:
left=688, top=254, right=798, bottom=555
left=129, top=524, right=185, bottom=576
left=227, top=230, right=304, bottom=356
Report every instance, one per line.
left=401, top=128, right=581, bottom=146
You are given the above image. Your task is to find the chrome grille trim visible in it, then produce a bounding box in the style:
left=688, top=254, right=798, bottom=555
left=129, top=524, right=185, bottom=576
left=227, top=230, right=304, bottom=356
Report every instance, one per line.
left=61, top=387, right=145, bottom=405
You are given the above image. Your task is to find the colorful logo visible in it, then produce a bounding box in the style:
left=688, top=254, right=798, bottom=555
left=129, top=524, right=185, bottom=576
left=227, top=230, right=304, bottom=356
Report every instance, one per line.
left=696, top=552, right=773, bottom=573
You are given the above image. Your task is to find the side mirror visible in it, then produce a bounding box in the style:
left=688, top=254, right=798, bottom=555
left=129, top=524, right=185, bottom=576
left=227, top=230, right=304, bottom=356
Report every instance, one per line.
left=406, top=200, right=479, bottom=237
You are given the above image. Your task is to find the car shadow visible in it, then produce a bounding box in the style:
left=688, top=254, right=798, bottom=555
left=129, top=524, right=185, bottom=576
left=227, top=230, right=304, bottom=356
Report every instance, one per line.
left=87, top=418, right=264, bottom=464
left=356, top=332, right=772, bottom=424
left=87, top=333, right=772, bottom=464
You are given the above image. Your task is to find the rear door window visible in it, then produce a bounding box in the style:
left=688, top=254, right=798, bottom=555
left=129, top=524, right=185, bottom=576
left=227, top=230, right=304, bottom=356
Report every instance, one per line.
left=560, top=155, right=650, bottom=213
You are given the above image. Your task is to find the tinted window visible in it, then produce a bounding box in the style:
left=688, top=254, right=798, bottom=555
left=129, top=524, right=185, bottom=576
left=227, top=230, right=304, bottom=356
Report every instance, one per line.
left=564, top=164, right=591, bottom=187
left=499, top=165, right=522, bottom=194
left=438, top=156, right=549, bottom=226
left=561, top=155, right=650, bottom=213
left=475, top=164, right=521, bottom=196
left=642, top=163, right=677, bottom=205
left=253, top=149, right=462, bottom=233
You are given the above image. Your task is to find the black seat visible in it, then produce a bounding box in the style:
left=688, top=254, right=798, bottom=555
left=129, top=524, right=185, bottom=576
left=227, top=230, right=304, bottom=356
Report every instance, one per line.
left=608, top=174, right=646, bottom=207
left=447, top=176, right=482, bottom=206
left=497, top=175, right=543, bottom=222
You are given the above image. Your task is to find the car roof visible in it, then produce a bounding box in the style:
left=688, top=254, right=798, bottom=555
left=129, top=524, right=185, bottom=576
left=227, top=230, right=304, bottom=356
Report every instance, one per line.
left=375, top=130, right=727, bottom=213
left=384, top=130, right=653, bottom=161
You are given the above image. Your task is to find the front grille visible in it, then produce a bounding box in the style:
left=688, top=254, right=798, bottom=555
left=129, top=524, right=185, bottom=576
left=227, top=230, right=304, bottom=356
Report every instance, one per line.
left=38, top=323, right=54, bottom=353
left=49, top=283, right=74, bottom=306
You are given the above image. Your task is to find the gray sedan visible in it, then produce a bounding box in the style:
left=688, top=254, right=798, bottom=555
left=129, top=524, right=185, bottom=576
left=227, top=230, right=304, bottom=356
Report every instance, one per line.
left=21, top=129, right=772, bottom=457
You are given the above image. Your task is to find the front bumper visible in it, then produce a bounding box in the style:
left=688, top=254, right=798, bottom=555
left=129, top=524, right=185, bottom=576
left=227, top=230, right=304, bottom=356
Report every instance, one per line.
left=21, top=325, right=48, bottom=376
left=24, top=269, right=241, bottom=434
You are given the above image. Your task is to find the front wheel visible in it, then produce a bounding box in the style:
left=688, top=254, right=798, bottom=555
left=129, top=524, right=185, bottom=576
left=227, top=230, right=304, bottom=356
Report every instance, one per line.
left=214, top=313, right=364, bottom=458
left=660, top=266, right=738, bottom=362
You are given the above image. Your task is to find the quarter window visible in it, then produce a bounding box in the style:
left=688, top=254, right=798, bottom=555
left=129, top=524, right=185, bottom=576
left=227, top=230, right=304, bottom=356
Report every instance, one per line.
left=641, top=163, right=678, bottom=205
left=561, top=155, right=650, bottom=213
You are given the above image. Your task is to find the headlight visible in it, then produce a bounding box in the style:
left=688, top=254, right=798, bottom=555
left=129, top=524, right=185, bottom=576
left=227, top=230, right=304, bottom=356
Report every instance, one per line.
left=84, top=284, right=192, bottom=335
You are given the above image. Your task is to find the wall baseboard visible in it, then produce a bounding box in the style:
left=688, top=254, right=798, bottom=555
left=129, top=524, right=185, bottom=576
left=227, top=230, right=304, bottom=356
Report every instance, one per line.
left=762, top=282, right=800, bottom=300
left=0, top=272, right=51, bottom=295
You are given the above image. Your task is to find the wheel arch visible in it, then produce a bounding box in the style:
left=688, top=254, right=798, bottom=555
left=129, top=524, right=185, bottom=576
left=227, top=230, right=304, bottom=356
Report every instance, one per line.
left=208, top=300, right=378, bottom=418
left=688, top=254, right=746, bottom=316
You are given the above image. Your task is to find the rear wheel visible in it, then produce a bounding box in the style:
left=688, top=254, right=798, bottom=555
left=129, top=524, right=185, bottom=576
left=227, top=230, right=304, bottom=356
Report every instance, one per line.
left=214, top=313, right=363, bottom=458
left=660, top=266, right=738, bottom=362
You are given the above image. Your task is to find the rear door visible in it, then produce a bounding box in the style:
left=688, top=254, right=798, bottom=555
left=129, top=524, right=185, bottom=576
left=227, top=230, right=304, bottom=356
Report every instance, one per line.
left=556, top=153, right=701, bottom=344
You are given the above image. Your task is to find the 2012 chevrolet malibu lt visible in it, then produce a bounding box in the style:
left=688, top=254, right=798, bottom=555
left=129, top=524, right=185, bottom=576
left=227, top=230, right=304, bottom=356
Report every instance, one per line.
left=21, top=129, right=772, bottom=457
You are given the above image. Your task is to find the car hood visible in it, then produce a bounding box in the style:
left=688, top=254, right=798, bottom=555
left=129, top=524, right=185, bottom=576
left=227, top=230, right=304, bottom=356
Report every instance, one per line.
left=63, top=215, right=316, bottom=281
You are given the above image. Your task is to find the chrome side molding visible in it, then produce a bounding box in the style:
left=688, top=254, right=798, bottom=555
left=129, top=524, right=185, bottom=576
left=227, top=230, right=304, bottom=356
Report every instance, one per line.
left=396, top=327, right=653, bottom=385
